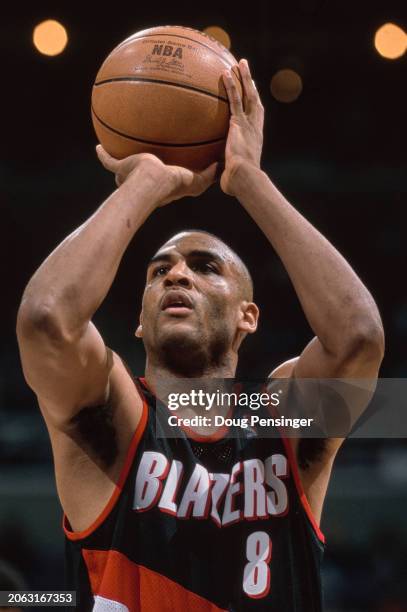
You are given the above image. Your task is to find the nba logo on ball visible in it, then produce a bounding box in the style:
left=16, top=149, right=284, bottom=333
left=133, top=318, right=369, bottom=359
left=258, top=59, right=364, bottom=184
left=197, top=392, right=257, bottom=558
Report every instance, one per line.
left=152, top=44, right=183, bottom=58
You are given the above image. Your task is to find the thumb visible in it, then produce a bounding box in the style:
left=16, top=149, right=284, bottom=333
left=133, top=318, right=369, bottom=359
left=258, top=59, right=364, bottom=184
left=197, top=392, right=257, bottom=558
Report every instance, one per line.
left=193, top=162, right=219, bottom=194
left=96, top=144, right=120, bottom=173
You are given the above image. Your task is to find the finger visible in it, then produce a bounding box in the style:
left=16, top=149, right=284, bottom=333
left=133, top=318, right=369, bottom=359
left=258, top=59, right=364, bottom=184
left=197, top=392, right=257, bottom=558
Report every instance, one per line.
left=199, top=162, right=219, bottom=186
left=186, top=162, right=218, bottom=196
left=222, top=69, right=244, bottom=116
left=196, top=163, right=217, bottom=193
left=239, top=59, right=262, bottom=113
left=96, top=144, right=121, bottom=173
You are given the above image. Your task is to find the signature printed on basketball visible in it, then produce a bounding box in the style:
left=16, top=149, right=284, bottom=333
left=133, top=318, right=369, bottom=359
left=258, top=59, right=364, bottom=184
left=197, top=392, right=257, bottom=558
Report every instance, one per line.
left=142, top=54, right=186, bottom=74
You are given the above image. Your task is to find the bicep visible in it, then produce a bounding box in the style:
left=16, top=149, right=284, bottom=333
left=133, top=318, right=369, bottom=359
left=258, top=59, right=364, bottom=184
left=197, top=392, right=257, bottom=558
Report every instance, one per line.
left=17, top=320, right=113, bottom=427
left=293, top=335, right=382, bottom=379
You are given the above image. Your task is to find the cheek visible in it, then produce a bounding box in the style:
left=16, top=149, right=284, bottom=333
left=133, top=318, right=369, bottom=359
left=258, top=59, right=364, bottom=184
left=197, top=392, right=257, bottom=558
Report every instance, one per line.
left=207, top=290, right=239, bottom=322
left=140, top=292, right=159, bottom=331
left=142, top=285, right=159, bottom=311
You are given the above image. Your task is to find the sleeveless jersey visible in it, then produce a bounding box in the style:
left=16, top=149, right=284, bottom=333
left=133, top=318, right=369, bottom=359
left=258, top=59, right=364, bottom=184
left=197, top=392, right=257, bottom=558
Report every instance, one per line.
left=64, top=378, right=325, bottom=611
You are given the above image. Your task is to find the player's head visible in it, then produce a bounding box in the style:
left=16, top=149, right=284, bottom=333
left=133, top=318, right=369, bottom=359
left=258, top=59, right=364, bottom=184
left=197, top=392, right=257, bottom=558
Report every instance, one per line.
left=136, top=230, right=259, bottom=376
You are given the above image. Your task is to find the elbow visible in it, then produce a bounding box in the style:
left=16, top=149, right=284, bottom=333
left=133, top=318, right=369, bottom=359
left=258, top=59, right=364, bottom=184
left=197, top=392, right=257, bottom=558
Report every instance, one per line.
left=342, top=318, right=385, bottom=368
left=16, top=299, right=69, bottom=344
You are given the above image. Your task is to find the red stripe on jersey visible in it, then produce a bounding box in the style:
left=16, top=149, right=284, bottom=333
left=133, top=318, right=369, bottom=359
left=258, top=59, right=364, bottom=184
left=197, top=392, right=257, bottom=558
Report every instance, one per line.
left=281, top=436, right=326, bottom=544
left=82, top=548, right=228, bottom=612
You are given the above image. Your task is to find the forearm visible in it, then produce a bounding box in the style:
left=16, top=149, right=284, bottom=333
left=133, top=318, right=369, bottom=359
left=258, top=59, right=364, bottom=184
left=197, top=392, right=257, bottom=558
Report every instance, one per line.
left=232, top=163, right=383, bottom=356
left=19, top=168, right=166, bottom=338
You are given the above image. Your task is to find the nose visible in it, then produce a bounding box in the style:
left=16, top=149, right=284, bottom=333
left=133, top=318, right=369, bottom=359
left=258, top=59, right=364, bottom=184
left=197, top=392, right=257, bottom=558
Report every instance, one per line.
left=164, top=261, right=193, bottom=288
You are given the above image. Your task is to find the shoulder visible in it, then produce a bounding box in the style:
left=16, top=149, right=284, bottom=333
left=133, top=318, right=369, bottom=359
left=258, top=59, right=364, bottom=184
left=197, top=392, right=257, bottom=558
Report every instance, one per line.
left=69, top=350, right=143, bottom=467
left=268, top=357, right=299, bottom=379
left=48, top=350, right=145, bottom=475
left=268, top=355, right=342, bottom=470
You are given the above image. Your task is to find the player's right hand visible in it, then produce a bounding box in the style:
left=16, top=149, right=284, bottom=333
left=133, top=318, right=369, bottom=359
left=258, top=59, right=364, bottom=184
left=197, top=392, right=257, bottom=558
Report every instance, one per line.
left=96, top=145, right=218, bottom=207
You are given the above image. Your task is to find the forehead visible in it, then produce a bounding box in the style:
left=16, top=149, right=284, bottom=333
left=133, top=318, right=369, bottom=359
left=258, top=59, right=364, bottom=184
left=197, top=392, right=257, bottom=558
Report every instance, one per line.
left=152, top=232, right=235, bottom=264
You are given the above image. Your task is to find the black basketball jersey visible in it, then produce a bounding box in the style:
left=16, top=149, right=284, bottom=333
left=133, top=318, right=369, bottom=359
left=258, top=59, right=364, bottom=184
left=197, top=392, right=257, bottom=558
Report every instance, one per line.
left=64, top=378, right=325, bottom=611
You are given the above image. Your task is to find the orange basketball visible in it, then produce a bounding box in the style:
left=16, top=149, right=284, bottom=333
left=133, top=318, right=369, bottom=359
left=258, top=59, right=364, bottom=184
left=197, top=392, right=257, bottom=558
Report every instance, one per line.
left=91, top=25, right=242, bottom=170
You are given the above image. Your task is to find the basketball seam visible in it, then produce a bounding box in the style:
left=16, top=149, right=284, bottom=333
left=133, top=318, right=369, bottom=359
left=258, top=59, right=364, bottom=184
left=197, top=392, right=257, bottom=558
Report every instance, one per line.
left=93, top=76, right=229, bottom=103
left=91, top=106, right=227, bottom=147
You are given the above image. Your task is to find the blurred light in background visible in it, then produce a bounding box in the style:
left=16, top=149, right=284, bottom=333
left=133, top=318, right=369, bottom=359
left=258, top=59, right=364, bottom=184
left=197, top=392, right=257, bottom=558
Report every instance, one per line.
left=203, top=26, right=231, bottom=50
left=33, top=20, right=68, bottom=56
left=270, top=69, right=303, bottom=103
left=374, top=23, right=406, bottom=59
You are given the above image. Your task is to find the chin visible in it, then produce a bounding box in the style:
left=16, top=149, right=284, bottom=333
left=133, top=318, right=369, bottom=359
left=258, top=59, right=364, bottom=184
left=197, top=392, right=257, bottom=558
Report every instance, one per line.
left=159, top=325, right=204, bottom=352
left=154, top=328, right=209, bottom=376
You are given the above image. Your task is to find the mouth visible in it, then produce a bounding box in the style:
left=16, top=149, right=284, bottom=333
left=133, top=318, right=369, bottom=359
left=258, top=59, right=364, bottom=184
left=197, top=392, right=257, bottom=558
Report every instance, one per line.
left=161, top=290, right=194, bottom=316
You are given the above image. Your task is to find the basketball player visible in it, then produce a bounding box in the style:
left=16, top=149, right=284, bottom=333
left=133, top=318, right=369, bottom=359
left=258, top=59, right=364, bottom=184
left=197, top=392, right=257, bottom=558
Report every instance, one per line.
left=16, top=60, right=384, bottom=611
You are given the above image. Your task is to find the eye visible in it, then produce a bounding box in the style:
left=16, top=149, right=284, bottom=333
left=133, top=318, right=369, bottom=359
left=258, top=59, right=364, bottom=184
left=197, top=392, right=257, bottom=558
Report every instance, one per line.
left=152, top=265, right=169, bottom=277
left=191, top=261, right=218, bottom=274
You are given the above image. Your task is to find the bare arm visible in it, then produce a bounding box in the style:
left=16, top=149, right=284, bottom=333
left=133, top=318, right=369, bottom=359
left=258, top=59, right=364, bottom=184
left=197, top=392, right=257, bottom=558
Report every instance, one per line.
left=16, top=151, right=217, bottom=429
left=222, top=61, right=384, bottom=381
left=230, top=164, right=384, bottom=377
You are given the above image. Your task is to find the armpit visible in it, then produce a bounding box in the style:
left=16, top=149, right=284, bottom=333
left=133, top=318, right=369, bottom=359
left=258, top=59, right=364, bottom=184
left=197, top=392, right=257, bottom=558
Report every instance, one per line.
left=297, top=438, right=327, bottom=471
left=69, top=401, right=119, bottom=469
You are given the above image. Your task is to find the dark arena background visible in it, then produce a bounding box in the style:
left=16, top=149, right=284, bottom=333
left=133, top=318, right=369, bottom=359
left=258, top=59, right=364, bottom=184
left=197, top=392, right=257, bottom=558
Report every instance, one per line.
left=1, top=1, right=406, bottom=610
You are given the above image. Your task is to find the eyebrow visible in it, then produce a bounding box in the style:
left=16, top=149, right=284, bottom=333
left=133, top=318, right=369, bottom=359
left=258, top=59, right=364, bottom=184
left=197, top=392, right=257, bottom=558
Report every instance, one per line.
left=148, top=249, right=225, bottom=267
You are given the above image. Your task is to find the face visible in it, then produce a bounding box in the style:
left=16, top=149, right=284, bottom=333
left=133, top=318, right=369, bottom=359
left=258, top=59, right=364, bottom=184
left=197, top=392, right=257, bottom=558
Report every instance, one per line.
left=137, top=232, right=258, bottom=375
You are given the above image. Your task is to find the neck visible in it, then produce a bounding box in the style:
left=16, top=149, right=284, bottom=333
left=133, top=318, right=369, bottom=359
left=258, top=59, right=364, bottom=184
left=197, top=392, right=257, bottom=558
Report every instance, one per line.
left=144, top=355, right=237, bottom=396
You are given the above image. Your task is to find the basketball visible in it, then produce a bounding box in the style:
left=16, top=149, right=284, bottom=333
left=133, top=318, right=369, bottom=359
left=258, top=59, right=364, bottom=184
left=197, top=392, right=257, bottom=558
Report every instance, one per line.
left=91, top=25, right=242, bottom=170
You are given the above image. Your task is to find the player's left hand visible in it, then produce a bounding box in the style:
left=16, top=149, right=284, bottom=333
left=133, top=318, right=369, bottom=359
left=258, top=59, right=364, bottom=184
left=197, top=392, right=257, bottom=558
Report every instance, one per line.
left=221, top=59, right=264, bottom=195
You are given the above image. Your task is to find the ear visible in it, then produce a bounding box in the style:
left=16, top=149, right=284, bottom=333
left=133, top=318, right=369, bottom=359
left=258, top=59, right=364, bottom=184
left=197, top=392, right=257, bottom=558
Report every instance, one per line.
left=135, top=313, right=143, bottom=338
left=237, top=301, right=259, bottom=335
